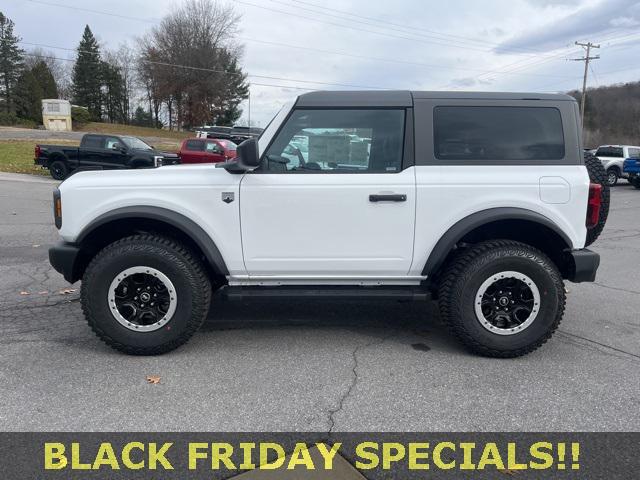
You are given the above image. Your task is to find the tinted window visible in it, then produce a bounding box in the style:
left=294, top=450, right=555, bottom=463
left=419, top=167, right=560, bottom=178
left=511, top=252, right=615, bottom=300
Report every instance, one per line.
left=263, top=109, right=405, bottom=173
left=105, top=137, right=123, bottom=149
left=82, top=136, right=104, bottom=148
left=596, top=147, right=624, bottom=158
left=434, top=106, right=565, bottom=161
left=185, top=140, right=204, bottom=151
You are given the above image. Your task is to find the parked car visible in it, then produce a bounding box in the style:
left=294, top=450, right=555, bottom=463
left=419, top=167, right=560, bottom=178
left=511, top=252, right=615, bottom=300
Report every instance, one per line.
left=594, top=145, right=640, bottom=185
left=178, top=138, right=237, bottom=164
left=35, top=134, right=179, bottom=180
left=623, top=157, right=640, bottom=189
left=49, top=90, right=605, bottom=358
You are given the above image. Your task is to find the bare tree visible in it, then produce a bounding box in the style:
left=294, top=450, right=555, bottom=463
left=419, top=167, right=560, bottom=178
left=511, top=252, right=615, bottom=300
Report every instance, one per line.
left=138, top=0, right=248, bottom=129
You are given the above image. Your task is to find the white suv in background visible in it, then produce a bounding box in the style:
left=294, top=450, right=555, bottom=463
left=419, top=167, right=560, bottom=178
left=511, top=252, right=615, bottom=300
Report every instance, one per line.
left=595, top=145, right=640, bottom=185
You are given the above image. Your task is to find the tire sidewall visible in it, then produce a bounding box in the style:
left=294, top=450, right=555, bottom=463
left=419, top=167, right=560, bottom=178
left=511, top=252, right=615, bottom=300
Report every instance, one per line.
left=84, top=244, right=198, bottom=349
left=456, top=250, right=561, bottom=351
left=50, top=160, right=68, bottom=180
left=606, top=169, right=618, bottom=186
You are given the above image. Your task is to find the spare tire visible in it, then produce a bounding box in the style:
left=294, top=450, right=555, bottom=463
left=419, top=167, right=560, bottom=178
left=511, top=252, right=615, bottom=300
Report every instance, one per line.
left=584, top=153, right=610, bottom=246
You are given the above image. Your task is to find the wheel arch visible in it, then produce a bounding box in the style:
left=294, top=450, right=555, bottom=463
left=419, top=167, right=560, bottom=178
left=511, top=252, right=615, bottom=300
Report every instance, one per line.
left=422, top=207, right=574, bottom=283
left=73, top=206, right=229, bottom=282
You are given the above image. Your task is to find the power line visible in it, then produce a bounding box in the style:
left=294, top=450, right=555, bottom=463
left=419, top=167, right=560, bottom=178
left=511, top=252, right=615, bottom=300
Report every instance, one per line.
left=267, top=0, right=550, bottom=56
left=21, top=51, right=378, bottom=90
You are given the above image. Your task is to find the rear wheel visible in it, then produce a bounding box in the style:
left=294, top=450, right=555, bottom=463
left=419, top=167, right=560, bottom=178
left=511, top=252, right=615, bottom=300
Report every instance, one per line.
left=438, top=240, right=565, bottom=358
left=584, top=154, right=610, bottom=246
left=606, top=168, right=619, bottom=186
left=81, top=234, right=211, bottom=355
left=49, top=160, right=68, bottom=180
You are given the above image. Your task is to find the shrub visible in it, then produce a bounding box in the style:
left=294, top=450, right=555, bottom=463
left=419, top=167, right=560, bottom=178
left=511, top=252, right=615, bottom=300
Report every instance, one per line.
left=0, top=111, right=19, bottom=126
left=71, top=106, right=91, bottom=127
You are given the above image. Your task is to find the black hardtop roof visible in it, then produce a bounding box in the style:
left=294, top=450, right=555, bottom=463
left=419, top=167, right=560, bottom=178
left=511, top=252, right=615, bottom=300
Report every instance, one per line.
left=296, top=90, right=576, bottom=107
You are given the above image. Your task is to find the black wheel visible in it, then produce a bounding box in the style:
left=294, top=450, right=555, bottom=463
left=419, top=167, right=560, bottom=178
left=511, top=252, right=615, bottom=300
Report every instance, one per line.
left=606, top=168, right=619, bottom=186
left=584, top=154, right=610, bottom=246
left=438, top=240, right=565, bottom=358
left=49, top=160, right=68, bottom=180
left=632, top=177, right=640, bottom=190
left=81, top=234, right=211, bottom=355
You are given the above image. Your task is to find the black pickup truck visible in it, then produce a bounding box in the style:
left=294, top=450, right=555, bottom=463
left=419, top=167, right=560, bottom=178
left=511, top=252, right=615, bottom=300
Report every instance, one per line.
left=35, top=134, right=179, bottom=180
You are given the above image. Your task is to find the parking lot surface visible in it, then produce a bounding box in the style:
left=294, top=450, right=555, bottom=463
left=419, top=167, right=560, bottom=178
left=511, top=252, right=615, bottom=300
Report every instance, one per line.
left=1, top=172, right=639, bottom=432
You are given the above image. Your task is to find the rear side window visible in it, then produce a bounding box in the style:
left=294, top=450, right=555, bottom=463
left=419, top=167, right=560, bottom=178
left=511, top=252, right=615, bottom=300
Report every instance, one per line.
left=434, top=106, right=565, bottom=161
left=82, top=136, right=104, bottom=148
left=627, top=148, right=640, bottom=159
left=185, top=140, right=204, bottom=151
left=596, top=147, right=624, bottom=158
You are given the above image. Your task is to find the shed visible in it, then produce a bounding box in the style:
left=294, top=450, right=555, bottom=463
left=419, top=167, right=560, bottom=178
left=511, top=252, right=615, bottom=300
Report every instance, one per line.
left=42, top=99, right=72, bottom=131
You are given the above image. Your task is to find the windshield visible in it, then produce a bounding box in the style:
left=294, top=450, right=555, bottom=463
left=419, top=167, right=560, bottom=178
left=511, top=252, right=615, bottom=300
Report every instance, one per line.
left=121, top=136, right=153, bottom=150
left=219, top=140, right=237, bottom=151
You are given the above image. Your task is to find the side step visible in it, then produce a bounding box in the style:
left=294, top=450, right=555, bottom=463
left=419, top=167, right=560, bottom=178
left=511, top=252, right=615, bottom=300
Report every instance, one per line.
left=220, top=285, right=429, bottom=301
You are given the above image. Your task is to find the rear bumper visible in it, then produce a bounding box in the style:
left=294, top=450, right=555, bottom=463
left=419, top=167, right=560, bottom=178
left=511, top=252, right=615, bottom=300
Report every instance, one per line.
left=49, top=242, right=82, bottom=283
left=566, top=248, right=600, bottom=283
left=34, top=157, right=48, bottom=167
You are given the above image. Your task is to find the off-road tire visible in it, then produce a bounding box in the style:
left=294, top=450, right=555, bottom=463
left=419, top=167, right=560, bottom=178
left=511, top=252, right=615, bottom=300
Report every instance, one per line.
left=631, top=176, right=640, bottom=189
left=49, top=160, right=68, bottom=180
left=438, top=240, right=565, bottom=358
left=81, top=234, right=211, bottom=355
left=584, top=154, right=610, bottom=246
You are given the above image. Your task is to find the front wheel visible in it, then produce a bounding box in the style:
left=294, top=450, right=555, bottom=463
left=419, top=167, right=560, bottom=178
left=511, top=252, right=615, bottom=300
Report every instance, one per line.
left=81, top=234, right=212, bottom=355
left=438, top=240, right=565, bottom=358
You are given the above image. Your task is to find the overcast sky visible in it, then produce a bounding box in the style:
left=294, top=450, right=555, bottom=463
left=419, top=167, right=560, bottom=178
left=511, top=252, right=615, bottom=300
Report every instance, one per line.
left=4, top=0, right=640, bottom=125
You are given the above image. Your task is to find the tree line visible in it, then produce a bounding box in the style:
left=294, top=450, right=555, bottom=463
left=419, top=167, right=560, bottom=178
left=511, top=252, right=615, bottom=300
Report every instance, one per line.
left=0, top=0, right=249, bottom=130
left=569, top=83, right=640, bottom=147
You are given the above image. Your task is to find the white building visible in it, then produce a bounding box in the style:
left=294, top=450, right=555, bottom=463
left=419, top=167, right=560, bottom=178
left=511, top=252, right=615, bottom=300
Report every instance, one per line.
left=42, top=99, right=72, bottom=132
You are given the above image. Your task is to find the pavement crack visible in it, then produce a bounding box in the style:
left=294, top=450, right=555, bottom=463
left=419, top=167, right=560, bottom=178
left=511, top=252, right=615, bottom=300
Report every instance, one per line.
left=557, top=330, right=640, bottom=360
left=327, top=330, right=397, bottom=434
left=592, top=282, right=640, bottom=296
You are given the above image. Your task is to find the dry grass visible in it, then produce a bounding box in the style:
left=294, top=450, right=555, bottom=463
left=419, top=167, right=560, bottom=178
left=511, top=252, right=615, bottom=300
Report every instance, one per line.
left=77, top=122, right=191, bottom=141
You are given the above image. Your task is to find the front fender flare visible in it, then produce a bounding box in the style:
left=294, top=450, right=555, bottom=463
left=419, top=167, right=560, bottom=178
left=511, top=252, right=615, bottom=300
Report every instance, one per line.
left=76, top=206, right=229, bottom=275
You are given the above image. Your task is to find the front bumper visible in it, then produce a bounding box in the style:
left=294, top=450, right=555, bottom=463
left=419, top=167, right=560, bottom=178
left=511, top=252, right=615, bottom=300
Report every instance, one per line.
left=49, top=242, right=82, bottom=283
left=566, top=248, right=600, bottom=283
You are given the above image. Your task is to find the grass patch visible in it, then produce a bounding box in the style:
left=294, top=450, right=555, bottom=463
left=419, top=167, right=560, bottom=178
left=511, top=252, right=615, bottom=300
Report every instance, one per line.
left=0, top=139, right=179, bottom=176
left=77, top=122, right=191, bottom=141
left=0, top=140, right=77, bottom=176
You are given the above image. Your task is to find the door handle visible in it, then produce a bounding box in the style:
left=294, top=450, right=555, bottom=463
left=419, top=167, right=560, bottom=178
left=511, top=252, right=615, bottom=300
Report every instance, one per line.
left=369, top=194, right=407, bottom=202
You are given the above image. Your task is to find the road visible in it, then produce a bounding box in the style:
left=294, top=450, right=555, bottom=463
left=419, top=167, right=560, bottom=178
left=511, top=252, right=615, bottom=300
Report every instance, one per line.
left=1, top=172, right=639, bottom=432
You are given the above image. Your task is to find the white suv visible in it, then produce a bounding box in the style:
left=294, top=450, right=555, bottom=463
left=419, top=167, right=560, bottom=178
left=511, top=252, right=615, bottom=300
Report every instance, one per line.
left=595, top=145, right=640, bottom=185
left=49, top=91, right=606, bottom=358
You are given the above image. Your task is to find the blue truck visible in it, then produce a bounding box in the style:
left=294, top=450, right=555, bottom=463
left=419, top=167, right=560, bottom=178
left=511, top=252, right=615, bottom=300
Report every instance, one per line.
left=623, top=158, right=640, bottom=189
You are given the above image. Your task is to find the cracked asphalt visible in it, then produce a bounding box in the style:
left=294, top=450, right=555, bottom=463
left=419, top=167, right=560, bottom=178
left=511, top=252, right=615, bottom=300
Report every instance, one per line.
left=1, top=172, right=639, bottom=432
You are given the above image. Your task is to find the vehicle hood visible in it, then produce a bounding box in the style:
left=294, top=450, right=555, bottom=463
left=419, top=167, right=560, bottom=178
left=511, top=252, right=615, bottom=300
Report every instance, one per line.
left=60, top=163, right=237, bottom=191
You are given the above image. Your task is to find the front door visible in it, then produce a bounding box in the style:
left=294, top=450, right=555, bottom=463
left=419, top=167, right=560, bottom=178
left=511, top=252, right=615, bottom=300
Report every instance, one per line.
left=240, top=108, right=416, bottom=278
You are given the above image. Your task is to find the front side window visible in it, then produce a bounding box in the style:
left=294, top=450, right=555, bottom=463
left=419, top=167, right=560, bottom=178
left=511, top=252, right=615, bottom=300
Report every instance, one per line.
left=262, top=109, right=405, bottom=173
left=627, top=148, right=640, bottom=159
left=434, top=106, right=565, bottom=161
left=105, top=137, right=123, bottom=150
left=205, top=141, right=223, bottom=153
left=121, top=136, right=153, bottom=150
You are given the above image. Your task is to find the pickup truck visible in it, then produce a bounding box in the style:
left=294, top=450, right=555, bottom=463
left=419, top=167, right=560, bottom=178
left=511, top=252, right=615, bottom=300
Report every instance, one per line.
left=623, top=157, right=640, bottom=189
left=35, top=134, right=179, bottom=180
left=595, top=144, right=640, bottom=185
left=48, top=91, right=608, bottom=358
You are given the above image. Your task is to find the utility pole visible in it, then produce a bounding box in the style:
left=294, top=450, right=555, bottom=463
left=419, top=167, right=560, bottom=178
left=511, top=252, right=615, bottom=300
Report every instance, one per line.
left=248, top=87, right=251, bottom=128
left=571, top=41, right=600, bottom=130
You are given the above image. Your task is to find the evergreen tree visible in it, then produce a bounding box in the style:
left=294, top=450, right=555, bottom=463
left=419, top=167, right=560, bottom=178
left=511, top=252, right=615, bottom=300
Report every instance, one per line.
left=31, top=60, right=58, bottom=99
left=14, top=69, right=42, bottom=122
left=72, top=25, right=102, bottom=120
left=101, top=61, right=126, bottom=123
left=131, top=105, right=153, bottom=127
left=0, top=12, right=24, bottom=113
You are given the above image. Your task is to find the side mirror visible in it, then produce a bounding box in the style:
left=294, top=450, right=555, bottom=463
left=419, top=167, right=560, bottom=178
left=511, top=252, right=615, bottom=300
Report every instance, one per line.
left=217, top=138, right=260, bottom=172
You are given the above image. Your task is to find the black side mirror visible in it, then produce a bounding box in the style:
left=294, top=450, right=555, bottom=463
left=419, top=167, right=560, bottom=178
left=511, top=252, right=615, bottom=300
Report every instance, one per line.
left=218, top=138, right=260, bottom=172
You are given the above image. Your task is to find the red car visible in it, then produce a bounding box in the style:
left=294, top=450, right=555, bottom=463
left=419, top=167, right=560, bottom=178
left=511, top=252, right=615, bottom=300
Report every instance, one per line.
left=178, top=138, right=237, bottom=164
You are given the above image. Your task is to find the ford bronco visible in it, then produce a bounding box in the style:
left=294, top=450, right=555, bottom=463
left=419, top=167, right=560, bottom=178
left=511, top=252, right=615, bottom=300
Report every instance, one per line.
left=48, top=91, right=607, bottom=357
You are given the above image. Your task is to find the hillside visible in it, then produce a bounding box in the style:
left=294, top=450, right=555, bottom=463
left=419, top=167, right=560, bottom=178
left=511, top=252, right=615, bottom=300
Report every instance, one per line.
left=569, top=81, right=640, bottom=148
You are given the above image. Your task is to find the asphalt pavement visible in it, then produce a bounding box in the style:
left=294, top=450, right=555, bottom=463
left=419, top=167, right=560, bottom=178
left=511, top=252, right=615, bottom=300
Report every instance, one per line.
left=1, top=172, right=638, bottom=432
